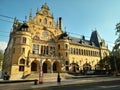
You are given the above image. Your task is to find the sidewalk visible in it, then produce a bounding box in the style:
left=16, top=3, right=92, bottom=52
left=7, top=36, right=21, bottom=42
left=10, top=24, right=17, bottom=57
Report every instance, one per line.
left=0, top=76, right=120, bottom=90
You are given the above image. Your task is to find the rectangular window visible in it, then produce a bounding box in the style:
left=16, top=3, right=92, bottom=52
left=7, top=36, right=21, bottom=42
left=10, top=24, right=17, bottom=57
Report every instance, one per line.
left=22, top=37, right=26, bottom=43
left=70, top=48, right=73, bottom=54
left=32, top=44, right=39, bottom=54
left=76, top=49, right=78, bottom=55
left=58, top=44, right=60, bottom=50
left=41, top=45, right=43, bottom=55
left=64, top=44, right=68, bottom=49
left=21, top=48, right=25, bottom=53
left=19, top=66, right=24, bottom=71
left=46, top=46, right=48, bottom=55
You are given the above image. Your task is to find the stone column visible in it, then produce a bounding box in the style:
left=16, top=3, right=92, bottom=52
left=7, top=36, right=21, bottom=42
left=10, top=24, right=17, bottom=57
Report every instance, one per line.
left=51, top=62, right=53, bottom=73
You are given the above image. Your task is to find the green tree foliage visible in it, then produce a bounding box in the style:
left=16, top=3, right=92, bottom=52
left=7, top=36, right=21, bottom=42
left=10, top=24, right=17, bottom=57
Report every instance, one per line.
left=99, top=56, right=111, bottom=70
left=114, top=23, right=120, bottom=50
left=98, top=22, right=120, bottom=73
left=111, top=22, right=120, bottom=73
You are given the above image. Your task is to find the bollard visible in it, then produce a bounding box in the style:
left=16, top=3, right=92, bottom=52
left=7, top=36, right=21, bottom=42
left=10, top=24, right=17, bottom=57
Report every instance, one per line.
left=34, top=79, right=38, bottom=85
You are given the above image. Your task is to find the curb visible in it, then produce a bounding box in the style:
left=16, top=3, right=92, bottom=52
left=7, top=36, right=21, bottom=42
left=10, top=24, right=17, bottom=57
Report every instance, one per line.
left=31, top=78, right=120, bottom=89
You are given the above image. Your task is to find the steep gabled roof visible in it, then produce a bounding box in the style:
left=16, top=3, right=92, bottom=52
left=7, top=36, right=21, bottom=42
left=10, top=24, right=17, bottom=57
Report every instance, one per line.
left=90, top=30, right=102, bottom=47
left=69, top=36, right=96, bottom=47
left=58, top=32, right=97, bottom=47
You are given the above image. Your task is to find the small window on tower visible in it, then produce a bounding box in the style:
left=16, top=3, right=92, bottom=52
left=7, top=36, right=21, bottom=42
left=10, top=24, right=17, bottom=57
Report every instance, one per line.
left=22, top=37, right=26, bottom=43
left=21, top=48, right=25, bottom=53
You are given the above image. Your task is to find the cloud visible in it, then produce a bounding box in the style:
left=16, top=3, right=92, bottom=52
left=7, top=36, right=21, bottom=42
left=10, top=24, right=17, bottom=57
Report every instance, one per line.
left=0, top=41, right=7, bottom=51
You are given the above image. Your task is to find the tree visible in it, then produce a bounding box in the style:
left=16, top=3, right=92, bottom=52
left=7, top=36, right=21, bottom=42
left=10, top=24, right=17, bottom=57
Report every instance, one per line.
left=114, top=23, right=120, bottom=50
left=99, top=56, right=111, bottom=71
left=112, top=22, right=120, bottom=73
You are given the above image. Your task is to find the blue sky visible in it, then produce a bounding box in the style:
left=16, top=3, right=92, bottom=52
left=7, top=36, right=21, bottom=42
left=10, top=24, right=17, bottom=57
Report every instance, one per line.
left=0, top=0, right=120, bottom=51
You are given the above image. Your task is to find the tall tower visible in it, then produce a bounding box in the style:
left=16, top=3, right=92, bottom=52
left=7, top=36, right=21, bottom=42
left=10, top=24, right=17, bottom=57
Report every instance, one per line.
left=4, top=20, right=32, bottom=79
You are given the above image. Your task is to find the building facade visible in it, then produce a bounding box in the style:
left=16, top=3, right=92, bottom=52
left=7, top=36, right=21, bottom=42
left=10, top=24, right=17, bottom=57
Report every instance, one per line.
left=3, top=4, right=109, bottom=79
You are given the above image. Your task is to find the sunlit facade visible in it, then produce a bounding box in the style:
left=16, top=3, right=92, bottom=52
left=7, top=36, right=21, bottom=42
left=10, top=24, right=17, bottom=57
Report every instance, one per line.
left=3, top=4, right=109, bottom=79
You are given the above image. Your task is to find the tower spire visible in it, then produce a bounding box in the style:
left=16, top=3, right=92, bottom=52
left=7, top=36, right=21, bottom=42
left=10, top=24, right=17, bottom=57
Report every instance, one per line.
left=29, top=9, right=32, bottom=20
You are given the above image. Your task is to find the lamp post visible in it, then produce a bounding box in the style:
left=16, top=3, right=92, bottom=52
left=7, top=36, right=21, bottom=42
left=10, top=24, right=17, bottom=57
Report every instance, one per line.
left=57, top=56, right=62, bottom=83
left=39, top=54, right=43, bottom=84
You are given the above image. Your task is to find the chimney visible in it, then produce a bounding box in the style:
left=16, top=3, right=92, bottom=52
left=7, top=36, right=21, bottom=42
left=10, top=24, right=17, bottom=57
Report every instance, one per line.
left=82, top=35, right=85, bottom=40
left=59, top=17, right=62, bottom=29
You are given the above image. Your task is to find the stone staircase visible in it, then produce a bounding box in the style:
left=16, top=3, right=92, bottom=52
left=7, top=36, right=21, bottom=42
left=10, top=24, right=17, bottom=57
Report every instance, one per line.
left=25, top=72, right=70, bottom=82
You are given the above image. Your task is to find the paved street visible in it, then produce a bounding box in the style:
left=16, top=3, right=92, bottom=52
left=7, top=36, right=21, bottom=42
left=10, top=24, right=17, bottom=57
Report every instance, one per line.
left=37, top=80, right=120, bottom=90
left=0, top=76, right=120, bottom=90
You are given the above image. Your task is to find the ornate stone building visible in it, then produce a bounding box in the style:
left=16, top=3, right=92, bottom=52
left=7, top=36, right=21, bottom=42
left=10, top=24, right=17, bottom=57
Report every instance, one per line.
left=3, top=4, right=109, bottom=79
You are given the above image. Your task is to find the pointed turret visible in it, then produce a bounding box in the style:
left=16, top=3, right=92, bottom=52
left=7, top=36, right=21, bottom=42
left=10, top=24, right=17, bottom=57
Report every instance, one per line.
left=29, top=9, right=32, bottom=20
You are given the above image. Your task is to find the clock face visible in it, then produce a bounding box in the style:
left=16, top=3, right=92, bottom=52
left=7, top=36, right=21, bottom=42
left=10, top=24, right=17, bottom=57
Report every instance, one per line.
left=41, top=31, right=50, bottom=41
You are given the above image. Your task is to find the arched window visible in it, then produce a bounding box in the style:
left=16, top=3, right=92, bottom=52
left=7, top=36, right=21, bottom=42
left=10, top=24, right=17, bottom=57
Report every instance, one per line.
left=33, top=36, right=40, bottom=40
left=39, top=19, right=42, bottom=23
left=44, top=18, right=47, bottom=24
left=20, top=59, right=25, bottom=64
left=19, top=59, right=25, bottom=71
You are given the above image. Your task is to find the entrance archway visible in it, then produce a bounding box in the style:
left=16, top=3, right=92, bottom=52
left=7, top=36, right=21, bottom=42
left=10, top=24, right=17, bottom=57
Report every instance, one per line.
left=31, top=60, right=39, bottom=72
left=70, top=63, right=79, bottom=72
left=83, top=63, right=91, bottom=71
left=53, top=61, right=60, bottom=73
left=42, top=60, right=51, bottom=73
left=43, top=63, right=47, bottom=73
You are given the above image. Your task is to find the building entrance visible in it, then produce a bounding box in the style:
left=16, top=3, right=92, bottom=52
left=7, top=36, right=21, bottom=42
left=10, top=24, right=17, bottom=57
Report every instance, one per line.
left=31, top=60, right=39, bottom=72
left=53, top=61, right=60, bottom=73
left=83, top=63, right=91, bottom=71
left=43, top=62, right=47, bottom=73
left=42, top=60, right=51, bottom=73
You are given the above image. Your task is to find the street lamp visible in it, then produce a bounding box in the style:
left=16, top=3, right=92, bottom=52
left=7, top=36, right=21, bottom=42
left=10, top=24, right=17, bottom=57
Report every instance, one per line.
left=39, top=54, right=43, bottom=84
